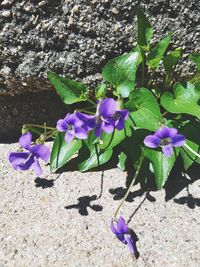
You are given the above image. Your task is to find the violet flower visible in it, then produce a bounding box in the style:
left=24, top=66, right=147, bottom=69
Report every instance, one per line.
left=144, top=126, right=186, bottom=157
left=8, top=132, right=50, bottom=176
left=110, top=216, right=135, bottom=255
left=77, top=98, right=129, bottom=137
left=57, top=113, right=88, bottom=143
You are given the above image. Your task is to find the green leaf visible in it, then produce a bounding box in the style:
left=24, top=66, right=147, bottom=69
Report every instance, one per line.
left=163, top=48, right=182, bottom=74
left=48, top=72, right=87, bottom=104
left=189, top=54, right=200, bottom=71
left=137, top=8, right=153, bottom=50
left=117, top=152, right=127, bottom=171
left=50, top=133, right=82, bottom=172
left=147, top=34, right=171, bottom=69
left=95, top=84, right=107, bottom=99
left=99, top=117, right=133, bottom=150
left=145, top=148, right=177, bottom=189
left=180, top=120, right=200, bottom=170
left=125, top=88, right=162, bottom=131
left=78, top=142, right=113, bottom=172
left=102, top=51, right=141, bottom=98
left=161, top=82, right=200, bottom=119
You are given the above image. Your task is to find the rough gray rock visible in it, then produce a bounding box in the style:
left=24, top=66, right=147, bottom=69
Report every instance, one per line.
left=0, top=0, right=199, bottom=141
left=0, top=0, right=199, bottom=95
left=0, top=143, right=200, bottom=266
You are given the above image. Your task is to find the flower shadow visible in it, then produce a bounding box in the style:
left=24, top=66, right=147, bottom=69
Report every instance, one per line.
left=65, top=195, right=103, bottom=216
left=34, top=177, right=55, bottom=188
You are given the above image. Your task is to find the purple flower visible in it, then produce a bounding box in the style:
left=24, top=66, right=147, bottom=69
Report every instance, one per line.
left=8, top=132, right=50, bottom=176
left=110, top=216, right=135, bottom=255
left=77, top=98, right=129, bottom=137
left=57, top=113, right=88, bottom=143
left=144, top=126, right=186, bottom=157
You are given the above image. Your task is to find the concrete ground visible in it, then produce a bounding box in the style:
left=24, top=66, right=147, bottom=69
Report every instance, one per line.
left=0, top=143, right=200, bottom=267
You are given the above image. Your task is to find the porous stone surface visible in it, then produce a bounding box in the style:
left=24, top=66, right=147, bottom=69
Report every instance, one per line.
left=0, top=143, right=200, bottom=267
left=0, top=0, right=199, bottom=141
left=0, top=0, right=199, bottom=95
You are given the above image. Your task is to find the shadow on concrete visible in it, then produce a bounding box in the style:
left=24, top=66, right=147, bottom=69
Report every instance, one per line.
left=34, top=177, right=55, bottom=188
left=65, top=195, right=103, bottom=216
left=34, top=174, right=62, bottom=189
left=173, top=185, right=200, bottom=209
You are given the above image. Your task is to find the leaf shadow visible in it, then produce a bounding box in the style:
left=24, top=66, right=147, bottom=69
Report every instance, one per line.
left=164, top=160, right=200, bottom=204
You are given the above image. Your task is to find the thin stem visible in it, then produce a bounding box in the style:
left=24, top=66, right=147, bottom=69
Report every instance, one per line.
left=76, top=109, right=95, bottom=115
left=161, top=111, right=168, bottom=117
left=86, top=98, right=96, bottom=106
left=37, top=129, right=58, bottom=143
left=184, top=143, right=200, bottom=159
left=24, top=124, right=56, bottom=130
left=114, top=155, right=144, bottom=219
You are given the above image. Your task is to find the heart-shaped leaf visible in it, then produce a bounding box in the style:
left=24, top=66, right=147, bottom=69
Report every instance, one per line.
left=50, top=133, right=82, bottom=172
left=147, top=34, right=171, bottom=69
left=145, top=148, right=178, bottom=189
left=163, top=48, right=182, bottom=74
left=99, top=117, right=133, bottom=150
left=117, top=152, right=127, bottom=171
left=180, top=119, right=200, bottom=170
left=95, top=84, right=107, bottom=99
left=78, top=142, right=113, bottom=172
left=48, top=72, right=87, bottom=104
left=137, top=8, right=153, bottom=50
left=125, top=88, right=162, bottom=131
left=189, top=54, right=200, bottom=71
left=161, top=82, right=200, bottom=119
left=102, top=51, right=141, bottom=98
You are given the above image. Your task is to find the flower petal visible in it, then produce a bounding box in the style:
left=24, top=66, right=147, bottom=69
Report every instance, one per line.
left=76, top=112, right=96, bottom=129
left=31, top=160, right=42, bottom=176
left=94, top=123, right=103, bottom=137
left=155, top=127, right=177, bottom=139
left=67, top=113, right=82, bottom=127
left=124, top=235, right=135, bottom=255
left=144, top=135, right=161, bottom=148
left=8, top=152, right=30, bottom=167
left=161, top=144, right=173, bottom=157
left=115, top=118, right=125, bottom=130
left=118, top=110, right=129, bottom=120
left=19, top=132, right=32, bottom=150
left=171, top=134, right=186, bottom=147
left=31, top=144, right=50, bottom=162
left=117, top=216, right=129, bottom=235
left=110, top=220, right=118, bottom=235
left=74, top=127, right=88, bottom=140
left=57, top=119, right=68, bottom=132
left=64, top=132, right=74, bottom=143
left=99, top=98, right=117, bottom=117
left=101, top=121, right=114, bottom=134
left=15, top=155, right=35, bottom=171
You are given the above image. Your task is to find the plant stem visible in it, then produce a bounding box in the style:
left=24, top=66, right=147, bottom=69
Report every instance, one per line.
left=161, top=111, right=168, bottom=117
left=24, top=124, right=56, bottom=130
left=76, top=109, right=95, bottom=115
left=114, top=155, right=144, bottom=219
left=86, top=98, right=96, bottom=106
left=36, top=129, right=58, bottom=143
left=184, top=144, right=200, bottom=159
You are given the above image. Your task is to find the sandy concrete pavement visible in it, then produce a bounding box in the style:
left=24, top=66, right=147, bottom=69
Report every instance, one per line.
left=0, top=143, right=200, bottom=267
